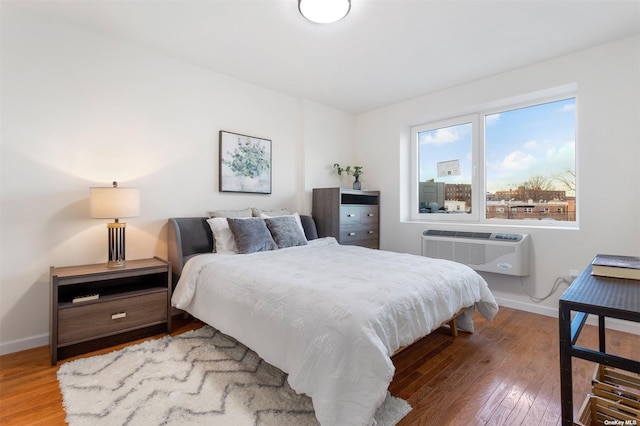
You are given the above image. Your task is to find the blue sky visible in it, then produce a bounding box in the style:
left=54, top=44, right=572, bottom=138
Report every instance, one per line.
left=418, top=97, right=576, bottom=196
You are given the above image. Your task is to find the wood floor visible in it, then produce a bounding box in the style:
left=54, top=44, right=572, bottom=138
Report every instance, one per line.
left=0, top=307, right=636, bottom=425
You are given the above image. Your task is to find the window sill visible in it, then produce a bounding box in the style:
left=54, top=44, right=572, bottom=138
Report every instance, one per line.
left=402, top=218, right=579, bottom=231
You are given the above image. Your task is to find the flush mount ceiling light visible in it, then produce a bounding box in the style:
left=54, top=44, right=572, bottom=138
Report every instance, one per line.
left=298, top=0, right=351, bottom=24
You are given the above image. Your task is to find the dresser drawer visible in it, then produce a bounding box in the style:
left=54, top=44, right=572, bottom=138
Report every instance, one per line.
left=341, top=206, right=361, bottom=224
left=360, top=206, right=378, bottom=224
left=340, top=226, right=379, bottom=243
left=341, top=206, right=379, bottom=224
left=57, top=291, right=168, bottom=345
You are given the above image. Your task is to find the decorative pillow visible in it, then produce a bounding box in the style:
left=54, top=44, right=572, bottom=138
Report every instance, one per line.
left=252, top=207, right=291, bottom=217
left=265, top=216, right=308, bottom=249
left=259, top=212, right=306, bottom=237
left=207, top=208, right=252, bottom=218
left=206, top=217, right=240, bottom=253
left=227, top=218, right=278, bottom=254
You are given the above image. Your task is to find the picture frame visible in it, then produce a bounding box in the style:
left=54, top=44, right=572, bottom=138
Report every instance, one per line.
left=219, top=130, right=272, bottom=194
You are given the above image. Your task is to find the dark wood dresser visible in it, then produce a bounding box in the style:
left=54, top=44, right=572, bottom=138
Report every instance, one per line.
left=312, top=187, right=380, bottom=249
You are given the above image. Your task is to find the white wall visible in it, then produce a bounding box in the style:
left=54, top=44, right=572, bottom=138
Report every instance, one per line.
left=355, top=35, right=640, bottom=329
left=301, top=99, right=356, bottom=213
left=0, top=7, right=354, bottom=353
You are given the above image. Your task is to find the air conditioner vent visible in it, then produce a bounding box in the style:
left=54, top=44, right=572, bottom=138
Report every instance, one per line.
left=423, top=229, right=494, bottom=239
left=423, top=229, right=524, bottom=241
left=422, top=230, right=530, bottom=276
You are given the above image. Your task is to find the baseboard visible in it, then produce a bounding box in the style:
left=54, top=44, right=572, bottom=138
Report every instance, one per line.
left=494, top=297, right=640, bottom=335
left=0, top=333, right=48, bottom=356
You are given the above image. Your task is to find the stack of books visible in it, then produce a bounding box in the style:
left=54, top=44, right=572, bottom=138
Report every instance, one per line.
left=591, top=254, right=640, bottom=280
left=72, top=293, right=99, bottom=303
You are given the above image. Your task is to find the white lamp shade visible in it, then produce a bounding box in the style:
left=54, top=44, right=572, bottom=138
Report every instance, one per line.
left=299, top=0, right=351, bottom=24
left=90, top=187, right=140, bottom=219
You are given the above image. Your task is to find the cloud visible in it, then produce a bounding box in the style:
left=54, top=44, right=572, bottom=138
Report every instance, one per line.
left=419, top=126, right=465, bottom=145
left=558, top=140, right=575, bottom=154
left=485, top=113, right=500, bottom=126
left=560, top=103, right=575, bottom=112
left=501, top=150, right=536, bottom=170
left=523, top=140, right=539, bottom=149
left=546, top=140, right=574, bottom=159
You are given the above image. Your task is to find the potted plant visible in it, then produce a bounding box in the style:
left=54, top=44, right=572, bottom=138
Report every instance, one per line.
left=333, top=163, right=364, bottom=190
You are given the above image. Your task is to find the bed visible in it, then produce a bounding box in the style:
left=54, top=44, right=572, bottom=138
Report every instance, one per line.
left=168, top=214, right=498, bottom=426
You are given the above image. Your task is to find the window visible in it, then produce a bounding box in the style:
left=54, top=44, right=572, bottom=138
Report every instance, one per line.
left=414, top=117, right=476, bottom=219
left=411, top=93, right=576, bottom=225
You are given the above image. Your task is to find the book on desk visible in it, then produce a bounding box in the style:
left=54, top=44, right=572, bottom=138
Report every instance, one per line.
left=591, top=254, right=640, bottom=280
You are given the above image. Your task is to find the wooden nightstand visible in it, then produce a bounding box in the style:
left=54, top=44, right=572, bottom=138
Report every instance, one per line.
left=49, top=257, right=171, bottom=365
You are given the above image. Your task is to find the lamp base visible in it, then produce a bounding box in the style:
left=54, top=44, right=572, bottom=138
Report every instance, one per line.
left=107, top=221, right=127, bottom=267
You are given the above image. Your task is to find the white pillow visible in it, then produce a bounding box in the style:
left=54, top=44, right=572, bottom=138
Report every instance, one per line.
left=252, top=207, right=291, bottom=217
left=206, top=217, right=240, bottom=253
left=259, top=212, right=306, bottom=239
left=206, top=208, right=252, bottom=218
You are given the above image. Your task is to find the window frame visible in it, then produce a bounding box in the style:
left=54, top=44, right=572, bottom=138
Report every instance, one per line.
left=410, top=88, right=577, bottom=228
left=410, top=114, right=480, bottom=222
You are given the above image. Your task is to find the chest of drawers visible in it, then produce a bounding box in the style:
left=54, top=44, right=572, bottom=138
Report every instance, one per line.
left=312, top=187, right=380, bottom=249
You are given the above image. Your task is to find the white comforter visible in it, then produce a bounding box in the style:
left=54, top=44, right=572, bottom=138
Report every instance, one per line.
left=172, top=238, right=498, bottom=426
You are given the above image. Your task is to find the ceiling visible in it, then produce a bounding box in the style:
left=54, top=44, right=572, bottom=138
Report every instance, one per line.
left=7, top=0, right=640, bottom=114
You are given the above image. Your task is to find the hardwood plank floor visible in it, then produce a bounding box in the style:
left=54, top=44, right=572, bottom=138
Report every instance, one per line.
left=0, top=308, right=636, bottom=425
left=392, top=307, right=637, bottom=426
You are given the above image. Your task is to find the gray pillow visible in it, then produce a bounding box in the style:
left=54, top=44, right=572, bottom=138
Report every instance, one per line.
left=227, top=218, right=277, bottom=254
left=265, top=216, right=308, bottom=248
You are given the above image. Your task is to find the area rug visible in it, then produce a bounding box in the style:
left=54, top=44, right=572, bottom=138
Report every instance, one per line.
left=57, top=326, right=411, bottom=425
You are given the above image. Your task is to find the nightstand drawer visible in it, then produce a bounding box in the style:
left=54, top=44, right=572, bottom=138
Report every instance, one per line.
left=57, top=291, right=167, bottom=345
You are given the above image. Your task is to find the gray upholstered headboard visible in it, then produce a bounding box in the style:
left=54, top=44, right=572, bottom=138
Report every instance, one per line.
left=167, top=215, right=318, bottom=285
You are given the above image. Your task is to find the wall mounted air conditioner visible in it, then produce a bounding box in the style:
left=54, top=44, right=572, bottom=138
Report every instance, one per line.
left=421, top=230, right=530, bottom=276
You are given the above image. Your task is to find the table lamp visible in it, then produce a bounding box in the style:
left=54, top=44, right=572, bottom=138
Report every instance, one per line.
left=89, top=181, right=140, bottom=267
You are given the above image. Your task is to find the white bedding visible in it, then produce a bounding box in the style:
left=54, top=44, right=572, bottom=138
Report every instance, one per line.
left=172, top=237, right=498, bottom=426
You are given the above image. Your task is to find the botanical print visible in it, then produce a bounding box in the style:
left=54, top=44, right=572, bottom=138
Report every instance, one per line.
left=219, top=131, right=272, bottom=194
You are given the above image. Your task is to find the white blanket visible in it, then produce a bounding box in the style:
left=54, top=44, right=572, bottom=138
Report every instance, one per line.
left=172, top=238, right=498, bottom=426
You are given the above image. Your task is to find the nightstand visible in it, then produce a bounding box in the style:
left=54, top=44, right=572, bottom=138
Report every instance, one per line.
left=49, top=257, right=171, bottom=365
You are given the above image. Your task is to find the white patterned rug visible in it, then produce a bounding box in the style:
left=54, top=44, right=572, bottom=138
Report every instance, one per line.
left=57, top=326, right=411, bottom=426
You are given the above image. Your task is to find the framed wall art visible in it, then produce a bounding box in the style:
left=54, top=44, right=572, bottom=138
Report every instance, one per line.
left=219, top=130, right=272, bottom=194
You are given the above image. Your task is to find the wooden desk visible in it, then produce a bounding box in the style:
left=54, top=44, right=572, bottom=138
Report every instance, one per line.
left=558, top=262, right=640, bottom=425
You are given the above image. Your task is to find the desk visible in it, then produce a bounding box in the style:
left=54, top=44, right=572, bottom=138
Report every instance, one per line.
left=558, top=262, right=640, bottom=425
